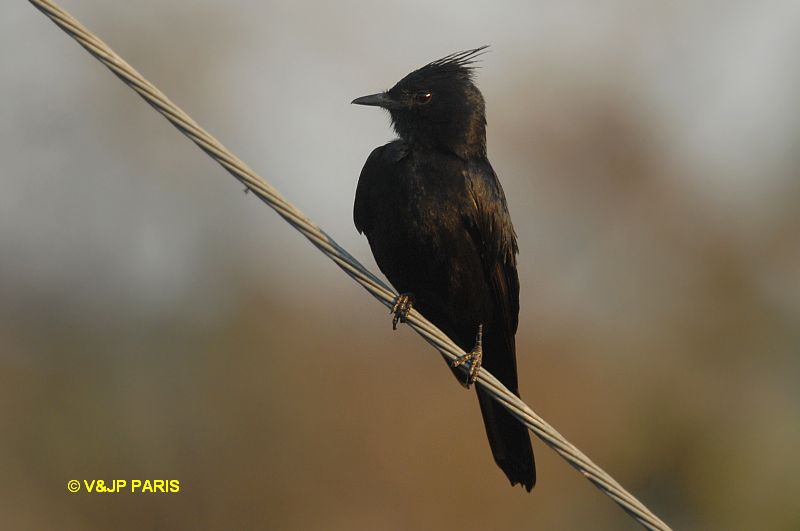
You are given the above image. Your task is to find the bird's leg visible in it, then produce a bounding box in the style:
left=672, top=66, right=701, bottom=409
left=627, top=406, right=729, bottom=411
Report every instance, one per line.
left=391, top=292, right=415, bottom=330
left=450, top=324, right=483, bottom=388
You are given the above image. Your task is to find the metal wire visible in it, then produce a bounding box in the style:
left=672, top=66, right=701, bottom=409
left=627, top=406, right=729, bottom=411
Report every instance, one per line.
left=28, top=1, right=672, bottom=529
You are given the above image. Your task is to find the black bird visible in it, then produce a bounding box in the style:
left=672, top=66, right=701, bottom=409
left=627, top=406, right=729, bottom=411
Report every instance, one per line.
left=352, top=47, right=535, bottom=491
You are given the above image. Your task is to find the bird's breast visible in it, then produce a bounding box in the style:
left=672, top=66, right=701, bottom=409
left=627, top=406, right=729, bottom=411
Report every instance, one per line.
left=365, top=155, right=483, bottom=298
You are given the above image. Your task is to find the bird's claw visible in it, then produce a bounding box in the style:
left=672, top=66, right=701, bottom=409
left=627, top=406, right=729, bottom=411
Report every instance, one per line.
left=450, top=324, right=484, bottom=388
left=391, top=293, right=415, bottom=330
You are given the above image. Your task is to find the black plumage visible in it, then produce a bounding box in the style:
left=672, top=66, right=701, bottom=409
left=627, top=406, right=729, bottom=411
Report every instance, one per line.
left=352, top=47, right=535, bottom=491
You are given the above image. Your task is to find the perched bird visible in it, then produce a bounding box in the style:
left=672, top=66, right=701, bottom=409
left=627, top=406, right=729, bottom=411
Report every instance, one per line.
left=352, top=47, right=535, bottom=491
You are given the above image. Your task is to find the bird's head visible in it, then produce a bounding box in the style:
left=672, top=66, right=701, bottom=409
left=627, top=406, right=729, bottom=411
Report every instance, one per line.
left=352, top=46, right=489, bottom=159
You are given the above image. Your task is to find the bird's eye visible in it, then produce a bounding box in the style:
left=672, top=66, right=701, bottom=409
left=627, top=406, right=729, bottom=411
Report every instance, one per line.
left=414, top=91, right=432, bottom=105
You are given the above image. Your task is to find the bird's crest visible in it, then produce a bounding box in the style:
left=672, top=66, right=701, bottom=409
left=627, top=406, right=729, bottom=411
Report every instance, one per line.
left=404, top=46, right=489, bottom=84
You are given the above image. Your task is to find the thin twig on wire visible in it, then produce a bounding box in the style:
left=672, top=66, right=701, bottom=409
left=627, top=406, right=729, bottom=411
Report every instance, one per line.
left=28, top=1, right=671, bottom=529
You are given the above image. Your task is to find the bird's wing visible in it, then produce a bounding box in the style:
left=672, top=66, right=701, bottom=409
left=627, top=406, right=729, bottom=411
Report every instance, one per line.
left=353, top=141, right=407, bottom=235
left=353, top=147, right=382, bottom=235
left=463, top=164, right=520, bottom=389
left=464, top=165, right=534, bottom=489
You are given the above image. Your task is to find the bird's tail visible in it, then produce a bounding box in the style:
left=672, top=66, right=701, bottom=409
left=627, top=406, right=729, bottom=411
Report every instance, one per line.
left=476, top=385, right=536, bottom=491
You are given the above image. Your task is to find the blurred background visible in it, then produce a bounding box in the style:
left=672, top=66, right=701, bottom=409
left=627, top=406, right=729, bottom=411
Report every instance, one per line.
left=2, top=1, right=799, bottom=529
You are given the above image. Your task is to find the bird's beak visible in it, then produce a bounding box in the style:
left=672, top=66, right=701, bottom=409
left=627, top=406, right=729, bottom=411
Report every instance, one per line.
left=351, top=92, right=400, bottom=109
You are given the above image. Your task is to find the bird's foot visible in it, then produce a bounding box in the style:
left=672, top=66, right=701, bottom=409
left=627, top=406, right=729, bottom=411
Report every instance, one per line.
left=450, top=324, right=483, bottom=388
left=391, top=293, right=415, bottom=330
